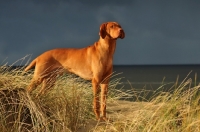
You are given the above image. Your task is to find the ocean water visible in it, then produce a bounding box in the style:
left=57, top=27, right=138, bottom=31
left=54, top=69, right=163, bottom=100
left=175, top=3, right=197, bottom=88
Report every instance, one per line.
left=5, top=65, right=200, bottom=91
left=113, top=65, right=200, bottom=91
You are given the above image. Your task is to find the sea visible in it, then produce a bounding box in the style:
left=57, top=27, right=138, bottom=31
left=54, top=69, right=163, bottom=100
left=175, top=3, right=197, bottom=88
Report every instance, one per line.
left=2, top=64, right=200, bottom=100
left=113, top=65, right=200, bottom=91
left=5, top=64, right=200, bottom=91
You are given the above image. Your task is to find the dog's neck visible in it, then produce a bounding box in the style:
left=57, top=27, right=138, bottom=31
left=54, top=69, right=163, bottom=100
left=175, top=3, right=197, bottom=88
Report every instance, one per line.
left=97, top=36, right=117, bottom=56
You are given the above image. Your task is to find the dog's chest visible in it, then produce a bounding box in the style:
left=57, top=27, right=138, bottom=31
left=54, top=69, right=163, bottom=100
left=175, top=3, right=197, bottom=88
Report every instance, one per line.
left=99, top=54, right=113, bottom=71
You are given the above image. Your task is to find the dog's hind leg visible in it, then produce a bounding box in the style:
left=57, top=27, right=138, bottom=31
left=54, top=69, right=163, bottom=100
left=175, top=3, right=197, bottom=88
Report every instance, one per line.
left=37, top=76, right=56, bottom=96
left=27, top=78, right=42, bottom=93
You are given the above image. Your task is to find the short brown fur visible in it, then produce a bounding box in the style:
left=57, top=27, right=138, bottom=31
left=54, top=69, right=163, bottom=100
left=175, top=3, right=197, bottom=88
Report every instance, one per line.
left=25, top=22, right=125, bottom=120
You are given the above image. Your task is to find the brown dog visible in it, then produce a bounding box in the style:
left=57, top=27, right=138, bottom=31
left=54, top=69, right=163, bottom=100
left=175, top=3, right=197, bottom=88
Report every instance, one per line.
left=24, top=22, right=125, bottom=120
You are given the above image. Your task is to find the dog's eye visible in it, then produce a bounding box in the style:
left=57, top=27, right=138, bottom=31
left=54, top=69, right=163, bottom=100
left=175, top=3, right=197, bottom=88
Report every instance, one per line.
left=110, top=25, right=114, bottom=28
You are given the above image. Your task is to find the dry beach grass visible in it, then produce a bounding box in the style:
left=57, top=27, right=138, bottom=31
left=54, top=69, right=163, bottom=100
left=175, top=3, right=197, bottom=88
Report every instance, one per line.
left=0, top=64, right=200, bottom=132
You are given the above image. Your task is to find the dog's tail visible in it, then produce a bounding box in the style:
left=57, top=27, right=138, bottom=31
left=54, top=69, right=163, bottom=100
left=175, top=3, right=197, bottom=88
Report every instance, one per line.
left=24, top=59, right=36, bottom=72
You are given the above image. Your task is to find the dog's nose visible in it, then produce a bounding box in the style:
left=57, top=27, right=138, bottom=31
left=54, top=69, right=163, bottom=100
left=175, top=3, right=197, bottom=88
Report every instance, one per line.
left=119, top=29, right=125, bottom=39
left=119, top=29, right=123, bottom=33
left=119, top=29, right=123, bottom=34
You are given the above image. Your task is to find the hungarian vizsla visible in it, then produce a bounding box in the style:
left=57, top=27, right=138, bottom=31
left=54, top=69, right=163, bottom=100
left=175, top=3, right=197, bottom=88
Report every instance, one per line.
left=24, top=21, right=125, bottom=121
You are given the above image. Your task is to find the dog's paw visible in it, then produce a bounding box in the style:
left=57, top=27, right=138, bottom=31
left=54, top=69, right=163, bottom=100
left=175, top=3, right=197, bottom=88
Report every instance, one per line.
left=98, top=117, right=113, bottom=123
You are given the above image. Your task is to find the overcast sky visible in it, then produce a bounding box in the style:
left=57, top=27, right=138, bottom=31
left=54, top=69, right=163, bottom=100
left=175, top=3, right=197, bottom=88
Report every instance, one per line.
left=0, top=0, right=200, bottom=65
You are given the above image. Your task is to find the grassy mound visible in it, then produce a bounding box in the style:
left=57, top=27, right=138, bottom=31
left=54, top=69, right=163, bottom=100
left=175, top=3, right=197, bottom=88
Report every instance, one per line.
left=0, top=65, right=200, bottom=132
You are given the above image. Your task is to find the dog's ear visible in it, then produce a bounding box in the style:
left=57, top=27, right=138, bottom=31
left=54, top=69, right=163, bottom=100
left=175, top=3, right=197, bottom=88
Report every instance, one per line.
left=120, top=30, right=125, bottom=39
left=99, top=23, right=107, bottom=39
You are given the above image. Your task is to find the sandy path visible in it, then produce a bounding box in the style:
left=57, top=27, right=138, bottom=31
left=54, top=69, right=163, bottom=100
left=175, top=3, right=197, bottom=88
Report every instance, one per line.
left=78, top=100, right=156, bottom=132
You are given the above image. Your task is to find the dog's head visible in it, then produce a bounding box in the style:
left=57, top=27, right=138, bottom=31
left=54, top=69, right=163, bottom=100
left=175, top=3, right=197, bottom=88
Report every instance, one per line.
left=99, top=22, right=125, bottom=39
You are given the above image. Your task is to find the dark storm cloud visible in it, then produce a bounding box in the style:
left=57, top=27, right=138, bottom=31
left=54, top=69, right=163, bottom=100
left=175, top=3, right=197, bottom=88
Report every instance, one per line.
left=0, top=0, right=200, bottom=65
left=116, top=0, right=200, bottom=64
left=75, top=0, right=134, bottom=6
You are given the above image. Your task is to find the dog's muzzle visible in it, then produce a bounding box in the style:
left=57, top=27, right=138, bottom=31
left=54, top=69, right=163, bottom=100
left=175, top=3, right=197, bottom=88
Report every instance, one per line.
left=119, top=29, right=125, bottom=39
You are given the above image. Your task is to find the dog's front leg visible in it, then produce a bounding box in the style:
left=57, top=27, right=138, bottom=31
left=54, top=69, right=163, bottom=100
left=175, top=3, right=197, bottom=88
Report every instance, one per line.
left=92, top=78, right=101, bottom=120
left=100, top=83, right=108, bottom=120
